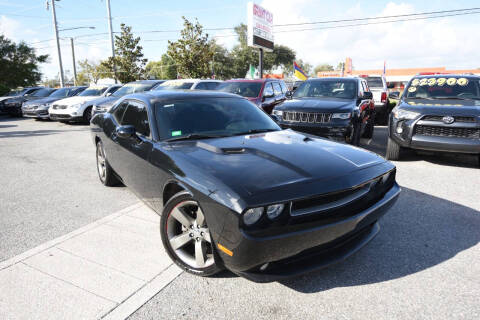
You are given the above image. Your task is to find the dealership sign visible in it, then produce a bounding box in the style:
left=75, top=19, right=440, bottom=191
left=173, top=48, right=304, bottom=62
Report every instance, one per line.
left=247, top=2, right=274, bottom=52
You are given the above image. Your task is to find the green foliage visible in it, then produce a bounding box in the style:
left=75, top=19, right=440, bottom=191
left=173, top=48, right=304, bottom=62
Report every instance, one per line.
left=336, top=62, right=345, bottom=71
left=101, top=24, right=147, bottom=83
left=0, top=35, right=48, bottom=89
left=77, top=59, right=109, bottom=84
left=167, top=17, right=215, bottom=78
left=145, top=54, right=177, bottom=80
left=314, top=64, right=334, bottom=74
left=212, top=43, right=235, bottom=80
left=0, top=84, right=9, bottom=96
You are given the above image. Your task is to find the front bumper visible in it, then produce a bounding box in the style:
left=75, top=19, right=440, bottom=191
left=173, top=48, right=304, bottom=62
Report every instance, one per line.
left=278, top=119, right=351, bottom=137
left=218, top=183, right=400, bottom=282
left=49, top=113, right=82, bottom=121
left=22, top=108, right=50, bottom=119
left=3, top=103, right=22, bottom=115
left=390, top=115, right=480, bottom=154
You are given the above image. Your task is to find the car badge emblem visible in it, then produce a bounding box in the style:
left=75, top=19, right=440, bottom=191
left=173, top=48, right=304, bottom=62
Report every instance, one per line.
left=442, top=116, right=454, bottom=124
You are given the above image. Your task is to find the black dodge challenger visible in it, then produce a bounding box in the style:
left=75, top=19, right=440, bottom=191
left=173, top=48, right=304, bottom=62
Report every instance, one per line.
left=90, top=90, right=400, bottom=282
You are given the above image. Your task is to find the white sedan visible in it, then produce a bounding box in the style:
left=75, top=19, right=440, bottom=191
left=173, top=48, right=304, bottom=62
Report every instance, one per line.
left=49, top=85, right=120, bottom=123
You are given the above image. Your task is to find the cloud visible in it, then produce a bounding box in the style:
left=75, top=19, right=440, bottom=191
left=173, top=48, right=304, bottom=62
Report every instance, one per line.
left=0, top=15, right=22, bottom=40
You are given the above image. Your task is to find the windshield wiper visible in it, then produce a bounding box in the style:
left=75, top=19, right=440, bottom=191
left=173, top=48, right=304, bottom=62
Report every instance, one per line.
left=164, top=133, right=224, bottom=142
left=232, top=128, right=279, bottom=136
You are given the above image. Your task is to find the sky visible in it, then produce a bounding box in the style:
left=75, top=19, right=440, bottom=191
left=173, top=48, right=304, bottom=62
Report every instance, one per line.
left=1, top=0, right=479, bottom=80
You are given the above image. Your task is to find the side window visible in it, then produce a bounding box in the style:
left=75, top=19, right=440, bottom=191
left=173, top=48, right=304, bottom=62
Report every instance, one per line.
left=112, top=101, right=128, bottom=123
left=205, top=82, right=220, bottom=90
left=272, top=82, right=282, bottom=96
left=121, top=101, right=150, bottom=137
left=194, top=82, right=208, bottom=90
left=263, top=83, right=274, bottom=97
left=279, top=81, right=288, bottom=93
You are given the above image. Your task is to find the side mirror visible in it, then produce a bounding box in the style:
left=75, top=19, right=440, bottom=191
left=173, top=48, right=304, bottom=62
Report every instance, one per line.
left=285, top=91, right=293, bottom=99
left=116, top=125, right=136, bottom=139
left=106, top=92, right=112, bottom=97
left=389, top=91, right=400, bottom=99
left=363, top=91, right=373, bottom=100
left=263, top=92, right=274, bottom=100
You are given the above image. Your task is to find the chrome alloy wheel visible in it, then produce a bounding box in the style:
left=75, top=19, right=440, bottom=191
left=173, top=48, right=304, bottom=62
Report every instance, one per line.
left=96, top=143, right=106, bottom=182
left=166, top=200, right=214, bottom=269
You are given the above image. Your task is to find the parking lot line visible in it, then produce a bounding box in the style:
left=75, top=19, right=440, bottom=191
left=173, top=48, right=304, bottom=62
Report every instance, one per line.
left=0, top=202, right=184, bottom=320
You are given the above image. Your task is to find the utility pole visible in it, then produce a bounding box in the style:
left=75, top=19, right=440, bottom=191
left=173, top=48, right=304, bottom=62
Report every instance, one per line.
left=49, top=0, right=65, bottom=87
left=106, top=0, right=117, bottom=83
left=70, top=38, right=77, bottom=85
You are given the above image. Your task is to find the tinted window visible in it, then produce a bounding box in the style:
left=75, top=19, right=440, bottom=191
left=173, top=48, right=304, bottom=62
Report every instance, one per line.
left=156, top=81, right=194, bottom=90
left=121, top=101, right=150, bottom=137
left=24, top=88, right=41, bottom=95
left=105, top=86, right=120, bottom=95
left=217, top=82, right=262, bottom=98
left=279, top=81, right=288, bottom=93
left=112, top=101, right=128, bottom=123
left=272, top=82, right=282, bottom=95
left=154, top=98, right=280, bottom=140
left=31, top=88, right=55, bottom=97
left=194, top=82, right=220, bottom=90
left=50, top=88, right=76, bottom=98
left=194, top=82, right=209, bottom=90
left=79, top=87, right=107, bottom=96
left=263, top=83, right=274, bottom=96
left=294, top=80, right=357, bottom=99
left=112, top=83, right=154, bottom=97
left=365, top=77, right=383, bottom=88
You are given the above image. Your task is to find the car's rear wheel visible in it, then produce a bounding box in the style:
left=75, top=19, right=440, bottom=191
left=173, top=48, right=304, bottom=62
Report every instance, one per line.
left=385, top=137, right=404, bottom=160
left=161, top=192, right=223, bottom=277
left=96, top=140, right=120, bottom=186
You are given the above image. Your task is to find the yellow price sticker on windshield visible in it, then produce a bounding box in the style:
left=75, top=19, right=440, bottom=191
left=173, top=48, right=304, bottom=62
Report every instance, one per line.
left=411, top=79, right=420, bottom=86
left=446, top=78, right=457, bottom=86
left=427, top=78, right=436, bottom=86
left=436, top=78, right=446, bottom=86
left=457, top=78, right=469, bottom=86
left=419, top=78, right=428, bottom=86
left=408, top=86, right=417, bottom=93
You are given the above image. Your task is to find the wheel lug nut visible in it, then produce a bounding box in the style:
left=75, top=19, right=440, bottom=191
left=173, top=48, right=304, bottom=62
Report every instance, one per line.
left=196, top=237, right=200, bottom=241
left=200, top=232, right=204, bottom=236
left=189, top=233, right=193, bottom=237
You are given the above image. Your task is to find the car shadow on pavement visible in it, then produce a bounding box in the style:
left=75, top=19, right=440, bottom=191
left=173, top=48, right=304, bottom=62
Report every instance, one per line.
left=363, top=126, right=479, bottom=169
left=279, top=186, right=480, bottom=293
left=0, top=128, right=90, bottom=138
left=0, top=124, right=17, bottom=129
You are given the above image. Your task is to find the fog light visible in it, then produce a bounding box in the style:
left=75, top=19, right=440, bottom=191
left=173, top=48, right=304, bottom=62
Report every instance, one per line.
left=396, top=126, right=403, bottom=134
left=72, top=112, right=77, bottom=115
left=266, top=204, right=285, bottom=220
left=243, top=207, right=264, bottom=225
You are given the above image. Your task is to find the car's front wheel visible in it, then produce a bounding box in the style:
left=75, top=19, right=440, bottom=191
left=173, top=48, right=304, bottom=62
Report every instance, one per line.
left=96, top=140, right=120, bottom=186
left=345, top=122, right=361, bottom=146
left=83, top=106, right=92, bottom=123
left=161, top=192, right=223, bottom=277
left=385, top=137, right=404, bottom=160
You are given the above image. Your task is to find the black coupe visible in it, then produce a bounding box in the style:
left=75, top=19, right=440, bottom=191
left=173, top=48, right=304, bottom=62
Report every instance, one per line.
left=90, top=90, right=400, bottom=282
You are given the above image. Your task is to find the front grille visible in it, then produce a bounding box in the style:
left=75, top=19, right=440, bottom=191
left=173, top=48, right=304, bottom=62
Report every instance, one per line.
left=283, top=111, right=331, bottom=123
left=422, top=115, right=476, bottom=123
left=415, top=125, right=480, bottom=139
left=51, top=114, right=71, bottom=119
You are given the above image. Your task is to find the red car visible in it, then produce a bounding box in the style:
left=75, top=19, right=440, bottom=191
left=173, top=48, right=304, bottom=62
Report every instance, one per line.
left=217, top=79, right=289, bottom=114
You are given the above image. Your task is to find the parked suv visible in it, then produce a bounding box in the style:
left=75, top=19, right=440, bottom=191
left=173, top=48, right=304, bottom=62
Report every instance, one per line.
left=386, top=74, right=480, bottom=162
left=155, top=79, right=223, bottom=91
left=272, top=77, right=375, bottom=145
left=217, top=79, right=288, bottom=114
left=360, top=75, right=389, bottom=123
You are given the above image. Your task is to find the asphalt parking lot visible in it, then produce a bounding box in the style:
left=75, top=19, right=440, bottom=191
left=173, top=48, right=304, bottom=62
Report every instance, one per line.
left=1, top=116, right=479, bottom=319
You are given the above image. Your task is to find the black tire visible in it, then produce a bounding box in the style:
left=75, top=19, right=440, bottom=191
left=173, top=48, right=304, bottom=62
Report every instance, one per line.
left=362, top=113, right=375, bottom=139
left=96, top=140, right=120, bottom=186
left=161, top=192, right=223, bottom=277
left=386, top=137, right=403, bottom=160
left=83, top=106, right=92, bottom=124
left=346, top=122, right=361, bottom=146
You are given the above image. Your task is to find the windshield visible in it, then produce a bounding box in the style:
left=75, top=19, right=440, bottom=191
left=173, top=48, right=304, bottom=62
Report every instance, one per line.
left=405, top=77, right=480, bottom=100
left=293, top=80, right=357, bottom=99
left=112, top=83, right=154, bottom=97
left=4, top=90, right=21, bottom=96
left=365, top=77, right=383, bottom=88
left=217, top=82, right=262, bottom=98
left=156, top=81, right=194, bottom=90
left=79, top=87, right=107, bottom=96
left=49, top=87, right=75, bottom=98
left=154, top=97, right=280, bottom=140
left=31, top=88, right=55, bottom=97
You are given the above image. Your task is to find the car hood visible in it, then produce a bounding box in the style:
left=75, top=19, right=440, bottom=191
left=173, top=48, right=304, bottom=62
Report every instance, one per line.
left=54, top=96, right=99, bottom=106
left=276, top=98, right=355, bottom=112
left=166, top=130, right=391, bottom=208
left=400, top=99, right=480, bottom=115
left=23, top=96, right=63, bottom=106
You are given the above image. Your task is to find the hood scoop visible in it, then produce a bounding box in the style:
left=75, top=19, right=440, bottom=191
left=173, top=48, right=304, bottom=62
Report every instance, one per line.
left=222, top=147, right=246, bottom=154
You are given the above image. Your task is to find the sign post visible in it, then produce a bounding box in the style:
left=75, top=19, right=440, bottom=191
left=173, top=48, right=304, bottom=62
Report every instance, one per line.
left=247, top=2, right=274, bottom=79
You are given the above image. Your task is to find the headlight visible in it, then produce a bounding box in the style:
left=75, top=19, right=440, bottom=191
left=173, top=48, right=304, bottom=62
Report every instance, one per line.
left=332, top=113, right=351, bottom=119
left=272, top=110, right=283, bottom=117
left=392, top=108, right=420, bottom=120
left=266, top=204, right=285, bottom=220
left=243, top=207, right=264, bottom=225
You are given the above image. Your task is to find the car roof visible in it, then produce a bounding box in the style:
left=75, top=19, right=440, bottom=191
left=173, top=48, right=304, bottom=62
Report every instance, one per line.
left=307, top=77, right=358, bottom=81
left=224, top=78, right=278, bottom=83
left=126, top=80, right=165, bottom=85
left=127, top=89, right=243, bottom=103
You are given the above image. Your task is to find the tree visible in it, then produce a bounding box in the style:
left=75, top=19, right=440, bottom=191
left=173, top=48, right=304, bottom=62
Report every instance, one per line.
left=77, top=59, right=109, bottom=84
left=167, top=17, right=215, bottom=78
left=0, top=35, right=48, bottom=89
left=211, top=43, right=235, bottom=80
left=336, top=62, right=345, bottom=71
left=314, top=64, right=334, bottom=74
left=145, top=54, right=177, bottom=80
left=101, top=24, right=147, bottom=83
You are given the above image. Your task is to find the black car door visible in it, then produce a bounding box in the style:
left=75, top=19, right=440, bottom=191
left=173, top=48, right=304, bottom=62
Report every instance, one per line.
left=261, top=82, right=276, bottom=114
left=111, top=99, right=157, bottom=203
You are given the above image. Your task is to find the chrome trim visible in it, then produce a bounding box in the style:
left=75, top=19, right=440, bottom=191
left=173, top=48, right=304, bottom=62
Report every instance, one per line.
left=283, top=111, right=331, bottom=123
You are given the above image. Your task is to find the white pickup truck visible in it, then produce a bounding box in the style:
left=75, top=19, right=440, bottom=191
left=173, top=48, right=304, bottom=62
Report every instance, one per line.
left=360, top=75, right=389, bottom=124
